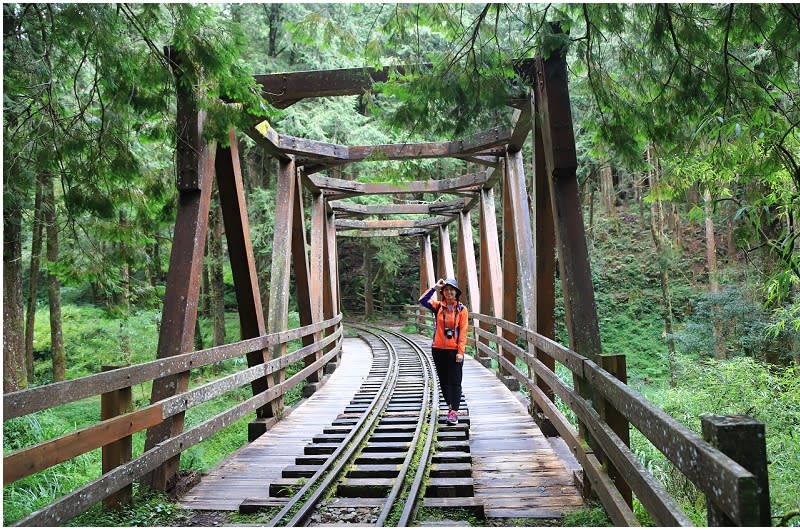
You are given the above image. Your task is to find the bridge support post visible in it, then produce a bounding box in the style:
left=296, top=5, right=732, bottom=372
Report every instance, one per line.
left=293, top=174, right=323, bottom=391
left=215, top=130, right=274, bottom=440
left=144, top=46, right=217, bottom=491
left=701, top=415, right=771, bottom=526
left=322, top=210, right=341, bottom=371
left=531, top=96, right=557, bottom=432
left=265, top=156, right=299, bottom=422
left=501, top=156, right=520, bottom=389
left=479, top=187, right=504, bottom=367
left=456, top=210, right=480, bottom=352
left=419, top=233, right=436, bottom=333
left=534, top=27, right=603, bottom=451
left=437, top=225, right=454, bottom=279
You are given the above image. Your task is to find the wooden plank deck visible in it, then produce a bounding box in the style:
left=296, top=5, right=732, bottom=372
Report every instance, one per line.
left=178, top=337, right=373, bottom=510
left=459, top=347, right=585, bottom=519
left=179, top=330, right=585, bottom=520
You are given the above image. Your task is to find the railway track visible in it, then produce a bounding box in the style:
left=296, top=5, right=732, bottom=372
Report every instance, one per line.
left=242, top=325, right=476, bottom=526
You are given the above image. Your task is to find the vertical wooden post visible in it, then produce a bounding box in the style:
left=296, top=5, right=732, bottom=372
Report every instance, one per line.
left=701, top=415, right=771, bottom=526
left=144, top=46, right=216, bottom=491
left=599, top=354, right=632, bottom=507
left=532, top=101, right=557, bottom=409
left=306, top=191, right=326, bottom=387
left=291, top=172, right=321, bottom=391
left=266, top=156, right=297, bottom=419
left=419, top=233, right=436, bottom=332
left=438, top=224, right=454, bottom=279
left=215, top=130, right=272, bottom=438
left=101, top=365, right=132, bottom=509
left=457, top=211, right=480, bottom=352
left=501, top=157, right=520, bottom=389
left=323, top=210, right=342, bottom=367
left=535, top=36, right=603, bottom=447
left=479, top=187, right=503, bottom=366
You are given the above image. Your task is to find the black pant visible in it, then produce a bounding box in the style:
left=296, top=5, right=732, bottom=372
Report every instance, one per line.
left=431, top=348, right=463, bottom=411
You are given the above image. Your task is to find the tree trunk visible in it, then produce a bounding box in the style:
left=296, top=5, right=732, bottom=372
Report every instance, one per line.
left=599, top=163, right=615, bottom=216
left=671, top=203, right=682, bottom=251
left=116, top=211, right=131, bottom=310
left=44, top=175, right=65, bottom=382
left=364, top=240, right=374, bottom=317
left=4, top=201, right=28, bottom=392
left=25, top=174, right=45, bottom=383
left=726, top=183, right=738, bottom=260
left=266, top=4, right=283, bottom=57
left=635, top=172, right=645, bottom=228
left=704, top=189, right=719, bottom=294
left=210, top=198, right=226, bottom=347
left=647, top=146, right=677, bottom=386
left=586, top=171, right=595, bottom=241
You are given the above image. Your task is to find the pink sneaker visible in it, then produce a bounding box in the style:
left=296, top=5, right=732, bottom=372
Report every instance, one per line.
left=447, top=409, right=458, bottom=425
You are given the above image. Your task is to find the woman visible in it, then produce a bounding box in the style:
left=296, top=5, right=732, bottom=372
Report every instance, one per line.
left=419, top=278, right=469, bottom=425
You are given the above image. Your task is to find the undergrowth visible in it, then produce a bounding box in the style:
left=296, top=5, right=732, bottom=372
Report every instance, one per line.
left=3, top=305, right=305, bottom=526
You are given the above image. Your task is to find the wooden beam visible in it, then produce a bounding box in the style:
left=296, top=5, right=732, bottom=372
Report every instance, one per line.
left=507, top=93, right=533, bottom=153
left=265, top=157, right=297, bottom=418
left=501, top=157, right=518, bottom=380
left=253, top=121, right=349, bottom=161
left=251, top=120, right=510, bottom=164
left=291, top=171, right=321, bottom=384
left=329, top=198, right=469, bottom=216
left=308, top=171, right=487, bottom=196
left=455, top=155, right=501, bottom=168
left=253, top=65, right=405, bottom=108
left=457, top=210, right=480, bottom=314
left=216, top=129, right=274, bottom=428
left=438, top=224, right=454, bottom=279
left=535, top=52, right=601, bottom=361
left=504, top=150, right=536, bottom=327
left=479, top=187, right=503, bottom=320
left=143, top=71, right=216, bottom=490
left=420, top=233, right=436, bottom=293
left=244, top=120, right=291, bottom=161
left=337, top=228, right=429, bottom=238
left=348, top=126, right=512, bottom=161
left=335, top=216, right=453, bottom=230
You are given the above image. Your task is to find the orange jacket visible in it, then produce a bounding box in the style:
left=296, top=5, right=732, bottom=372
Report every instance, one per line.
left=419, top=287, right=469, bottom=353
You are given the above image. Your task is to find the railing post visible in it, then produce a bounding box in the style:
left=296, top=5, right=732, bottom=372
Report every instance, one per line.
left=701, top=415, right=771, bottom=526
left=101, top=365, right=132, bottom=509
left=599, top=354, right=632, bottom=508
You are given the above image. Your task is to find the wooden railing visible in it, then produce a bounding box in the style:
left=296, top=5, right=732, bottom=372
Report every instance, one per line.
left=3, top=314, right=343, bottom=526
left=402, top=305, right=769, bottom=526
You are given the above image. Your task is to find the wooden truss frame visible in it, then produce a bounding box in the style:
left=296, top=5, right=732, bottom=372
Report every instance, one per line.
left=145, top=48, right=613, bottom=495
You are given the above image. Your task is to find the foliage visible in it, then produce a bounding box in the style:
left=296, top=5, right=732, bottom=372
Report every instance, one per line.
left=671, top=285, right=795, bottom=363
left=560, top=504, right=613, bottom=527
left=67, top=487, right=187, bottom=527
left=637, top=356, right=800, bottom=524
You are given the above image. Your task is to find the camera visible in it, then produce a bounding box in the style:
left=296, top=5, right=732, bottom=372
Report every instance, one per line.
left=444, top=328, right=454, bottom=339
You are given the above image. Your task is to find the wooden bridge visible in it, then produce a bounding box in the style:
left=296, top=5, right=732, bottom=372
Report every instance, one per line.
left=3, top=42, right=771, bottom=527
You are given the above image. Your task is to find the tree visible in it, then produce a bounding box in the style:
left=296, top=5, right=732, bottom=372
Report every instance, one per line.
left=24, top=174, right=45, bottom=383
left=3, top=3, right=269, bottom=385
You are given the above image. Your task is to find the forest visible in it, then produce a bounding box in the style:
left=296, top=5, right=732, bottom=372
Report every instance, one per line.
left=3, top=3, right=799, bottom=527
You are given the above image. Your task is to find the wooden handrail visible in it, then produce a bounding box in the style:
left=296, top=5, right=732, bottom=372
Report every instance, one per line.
left=463, top=310, right=765, bottom=527
left=4, top=318, right=344, bottom=526
left=3, top=315, right=341, bottom=419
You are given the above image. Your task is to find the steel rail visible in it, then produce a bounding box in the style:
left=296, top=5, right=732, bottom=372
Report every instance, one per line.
left=268, top=332, right=400, bottom=526
left=360, top=325, right=440, bottom=527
